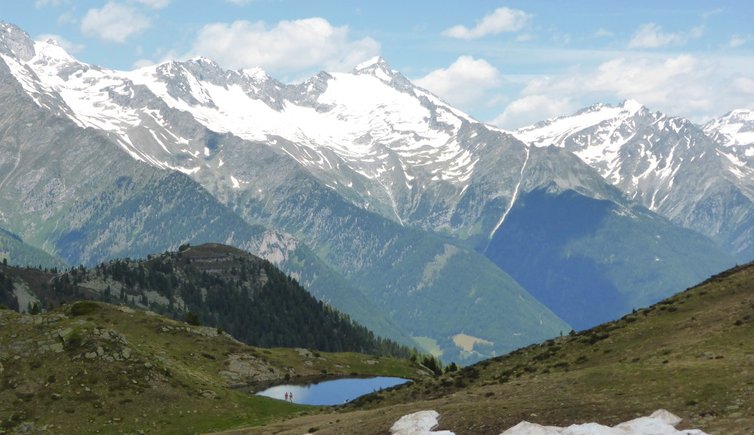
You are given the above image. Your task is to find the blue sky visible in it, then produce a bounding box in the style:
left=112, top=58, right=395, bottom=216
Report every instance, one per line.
left=3, top=0, right=754, bottom=128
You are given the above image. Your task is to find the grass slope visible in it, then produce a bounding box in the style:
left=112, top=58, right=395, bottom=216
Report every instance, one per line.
left=236, top=262, right=754, bottom=435
left=0, top=301, right=427, bottom=434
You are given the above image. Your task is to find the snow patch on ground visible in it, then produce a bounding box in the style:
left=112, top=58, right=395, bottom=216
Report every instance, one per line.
left=392, top=409, right=707, bottom=435
left=390, top=410, right=454, bottom=435
left=500, top=409, right=707, bottom=435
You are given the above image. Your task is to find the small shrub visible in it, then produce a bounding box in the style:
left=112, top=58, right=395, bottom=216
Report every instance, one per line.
left=65, top=328, right=84, bottom=349
left=587, top=332, right=610, bottom=345
left=70, top=301, right=99, bottom=317
left=183, top=311, right=201, bottom=326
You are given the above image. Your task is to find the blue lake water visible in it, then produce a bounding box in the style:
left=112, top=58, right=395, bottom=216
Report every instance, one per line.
left=255, top=376, right=410, bottom=405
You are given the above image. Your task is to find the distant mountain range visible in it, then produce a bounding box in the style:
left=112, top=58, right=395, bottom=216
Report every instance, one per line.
left=0, top=21, right=747, bottom=362
left=516, top=100, right=754, bottom=260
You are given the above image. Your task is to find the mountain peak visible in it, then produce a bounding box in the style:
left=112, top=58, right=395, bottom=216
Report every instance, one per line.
left=188, top=55, right=216, bottom=65
left=723, top=108, right=754, bottom=121
left=353, top=56, right=396, bottom=82
left=33, top=37, right=77, bottom=65
left=0, top=21, right=35, bottom=61
left=354, top=56, right=389, bottom=70
left=240, top=66, right=269, bottom=82
left=704, top=108, right=754, bottom=147
left=620, top=98, right=644, bottom=114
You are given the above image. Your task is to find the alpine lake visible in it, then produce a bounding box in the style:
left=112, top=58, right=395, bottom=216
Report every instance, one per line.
left=255, top=376, right=410, bottom=405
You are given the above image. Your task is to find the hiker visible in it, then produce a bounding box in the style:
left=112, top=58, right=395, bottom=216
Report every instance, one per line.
left=289, top=392, right=293, bottom=402
left=284, top=392, right=289, bottom=401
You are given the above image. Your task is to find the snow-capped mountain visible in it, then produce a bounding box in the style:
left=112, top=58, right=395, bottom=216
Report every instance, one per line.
left=704, top=109, right=754, bottom=147
left=0, top=22, right=737, bottom=355
left=515, top=100, right=754, bottom=260
left=2, top=30, right=473, bottom=223
left=704, top=109, right=754, bottom=168
left=0, top=23, right=612, bottom=241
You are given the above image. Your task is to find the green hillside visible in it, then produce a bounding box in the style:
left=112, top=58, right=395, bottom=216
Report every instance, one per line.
left=0, top=301, right=427, bottom=434
left=0, top=243, right=414, bottom=358
left=240, top=262, right=754, bottom=435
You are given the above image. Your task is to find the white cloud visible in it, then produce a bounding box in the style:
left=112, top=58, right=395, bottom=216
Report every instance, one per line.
left=524, top=55, right=708, bottom=110
left=733, top=77, right=754, bottom=94
left=35, top=0, right=63, bottom=8
left=81, top=1, right=150, bottom=43
left=444, top=7, right=530, bottom=40
left=627, top=23, right=702, bottom=49
left=36, top=34, right=84, bottom=53
left=225, top=0, right=254, bottom=4
left=498, top=53, right=754, bottom=124
left=491, top=95, right=573, bottom=130
left=184, top=18, right=379, bottom=76
left=594, top=28, right=614, bottom=38
left=57, top=11, right=76, bottom=26
left=728, top=34, right=752, bottom=48
left=133, top=58, right=156, bottom=69
left=135, top=0, right=170, bottom=9
left=414, top=56, right=502, bottom=108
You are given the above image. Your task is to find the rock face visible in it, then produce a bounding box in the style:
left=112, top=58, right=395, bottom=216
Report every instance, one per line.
left=220, top=354, right=284, bottom=386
